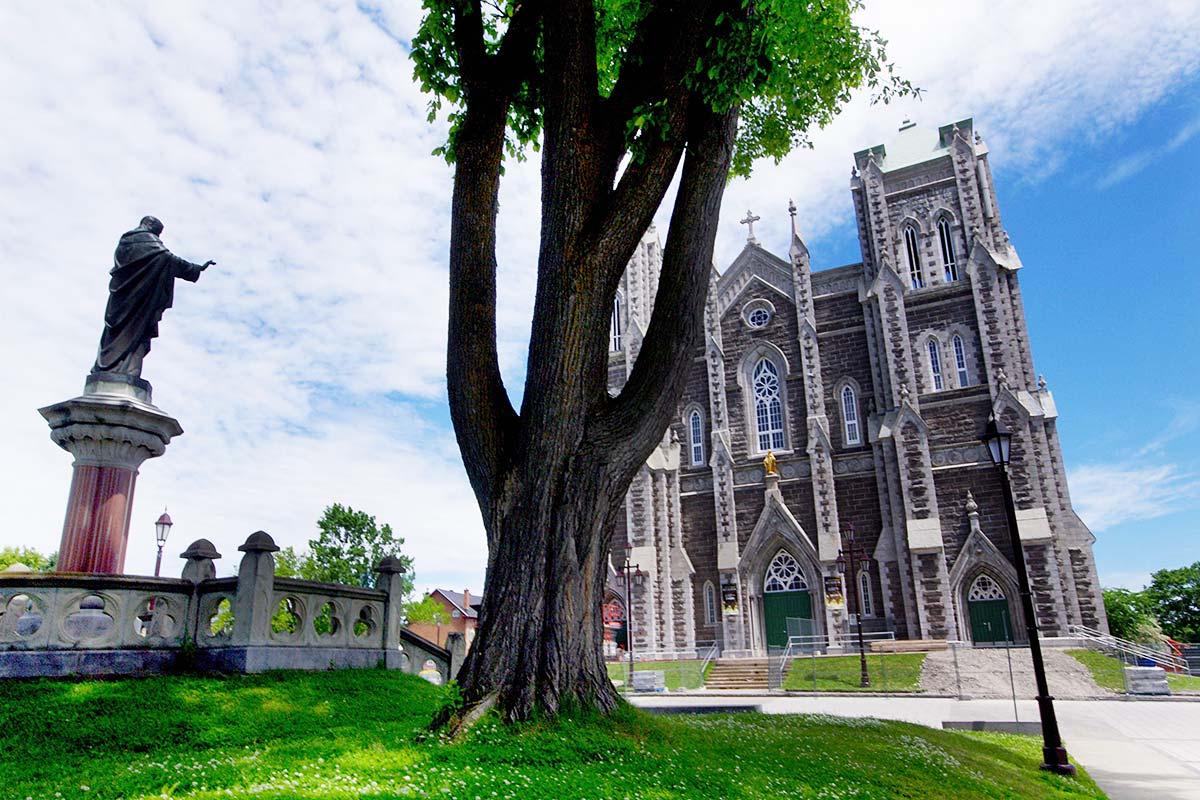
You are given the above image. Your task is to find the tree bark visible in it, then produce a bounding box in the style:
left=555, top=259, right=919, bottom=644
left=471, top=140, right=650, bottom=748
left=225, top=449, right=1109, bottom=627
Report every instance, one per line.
left=443, top=1, right=740, bottom=722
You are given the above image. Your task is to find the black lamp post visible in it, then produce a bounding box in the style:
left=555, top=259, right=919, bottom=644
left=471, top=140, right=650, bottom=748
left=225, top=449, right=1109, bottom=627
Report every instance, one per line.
left=836, top=525, right=872, bottom=688
left=153, top=510, right=173, bottom=578
left=621, top=561, right=644, bottom=682
left=982, top=414, right=1076, bottom=776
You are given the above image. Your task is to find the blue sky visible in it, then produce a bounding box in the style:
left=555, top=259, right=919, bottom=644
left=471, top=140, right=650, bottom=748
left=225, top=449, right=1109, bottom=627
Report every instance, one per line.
left=0, top=1, right=1197, bottom=595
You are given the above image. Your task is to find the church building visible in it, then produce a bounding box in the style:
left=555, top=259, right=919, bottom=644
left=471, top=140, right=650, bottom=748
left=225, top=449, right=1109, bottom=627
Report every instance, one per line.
left=606, top=118, right=1108, bottom=658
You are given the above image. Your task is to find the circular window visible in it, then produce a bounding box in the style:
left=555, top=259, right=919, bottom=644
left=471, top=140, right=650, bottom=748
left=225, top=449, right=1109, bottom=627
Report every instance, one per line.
left=747, top=307, right=771, bottom=328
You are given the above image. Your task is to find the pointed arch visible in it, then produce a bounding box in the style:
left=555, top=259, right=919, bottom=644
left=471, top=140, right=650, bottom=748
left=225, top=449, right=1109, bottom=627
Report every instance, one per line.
left=684, top=404, right=706, bottom=467
left=857, top=569, right=875, bottom=619
left=764, top=550, right=809, bottom=592
left=834, top=377, right=863, bottom=448
left=952, top=334, right=970, bottom=386
left=737, top=341, right=792, bottom=455
left=610, top=293, right=623, bottom=351
left=927, top=337, right=944, bottom=391
left=703, top=580, right=717, bottom=626
left=937, top=215, right=959, bottom=282
left=903, top=225, right=924, bottom=289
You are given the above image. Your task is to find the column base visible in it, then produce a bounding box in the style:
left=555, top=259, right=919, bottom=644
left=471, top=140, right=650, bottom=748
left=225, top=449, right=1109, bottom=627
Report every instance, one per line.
left=40, top=378, right=182, bottom=575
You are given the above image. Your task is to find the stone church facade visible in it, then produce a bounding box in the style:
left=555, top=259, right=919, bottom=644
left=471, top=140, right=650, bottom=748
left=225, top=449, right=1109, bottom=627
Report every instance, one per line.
left=607, top=118, right=1108, bottom=658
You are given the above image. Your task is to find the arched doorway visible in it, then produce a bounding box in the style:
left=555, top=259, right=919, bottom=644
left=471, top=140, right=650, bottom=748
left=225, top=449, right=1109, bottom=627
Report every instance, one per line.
left=967, top=574, right=1013, bottom=645
left=762, top=550, right=812, bottom=648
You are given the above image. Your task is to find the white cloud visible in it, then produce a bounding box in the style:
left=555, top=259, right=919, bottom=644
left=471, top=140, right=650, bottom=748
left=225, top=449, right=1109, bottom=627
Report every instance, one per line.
left=1097, top=113, right=1200, bottom=188
left=1070, top=463, right=1200, bottom=532
left=1, top=1, right=1198, bottom=592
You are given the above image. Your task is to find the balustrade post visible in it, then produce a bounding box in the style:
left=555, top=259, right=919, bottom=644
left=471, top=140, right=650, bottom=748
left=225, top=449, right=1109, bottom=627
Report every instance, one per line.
left=233, top=531, right=279, bottom=647
left=179, top=539, right=221, bottom=642
left=445, top=631, right=466, bottom=680
left=376, top=556, right=408, bottom=669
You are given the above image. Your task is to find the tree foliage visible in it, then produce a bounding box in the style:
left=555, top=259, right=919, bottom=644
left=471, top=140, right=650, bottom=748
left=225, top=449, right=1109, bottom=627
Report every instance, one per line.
left=281, top=504, right=415, bottom=595
left=1101, top=587, right=1159, bottom=643
left=405, top=594, right=451, bottom=625
left=413, top=0, right=911, bottom=175
left=0, top=547, right=55, bottom=572
left=1146, top=561, right=1200, bottom=643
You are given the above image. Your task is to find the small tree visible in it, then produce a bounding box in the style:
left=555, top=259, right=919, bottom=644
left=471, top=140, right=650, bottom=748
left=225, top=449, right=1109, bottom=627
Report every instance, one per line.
left=406, top=595, right=451, bottom=626
left=1146, top=562, right=1200, bottom=643
left=1101, top=588, right=1158, bottom=643
left=303, top=504, right=415, bottom=595
left=0, top=547, right=55, bottom=572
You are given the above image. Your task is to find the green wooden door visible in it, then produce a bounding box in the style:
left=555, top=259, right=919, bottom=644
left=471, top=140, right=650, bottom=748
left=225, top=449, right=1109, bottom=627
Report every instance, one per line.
left=763, top=591, right=812, bottom=648
left=969, top=599, right=1013, bottom=645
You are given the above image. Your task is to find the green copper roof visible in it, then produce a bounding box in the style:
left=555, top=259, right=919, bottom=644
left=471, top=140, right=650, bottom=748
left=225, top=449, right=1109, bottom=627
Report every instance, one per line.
left=855, top=117, right=974, bottom=173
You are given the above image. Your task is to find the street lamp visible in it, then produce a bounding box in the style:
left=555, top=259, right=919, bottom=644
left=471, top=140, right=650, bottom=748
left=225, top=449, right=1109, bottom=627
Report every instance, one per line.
left=621, top=561, right=643, bottom=685
left=836, top=525, right=872, bottom=688
left=982, top=414, right=1076, bottom=776
left=153, top=510, right=173, bottom=578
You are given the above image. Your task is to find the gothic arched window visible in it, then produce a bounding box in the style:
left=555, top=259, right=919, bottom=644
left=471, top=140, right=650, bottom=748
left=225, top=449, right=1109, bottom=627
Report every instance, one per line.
left=969, top=574, right=1006, bottom=601
left=610, top=295, right=622, bottom=351
left=858, top=570, right=874, bottom=618
left=753, top=358, right=786, bottom=452
left=841, top=384, right=861, bottom=446
left=952, top=334, right=970, bottom=386
left=764, top=551, right=808, bottom=592
left=938, top=217, right=958, bottom=282
left=703, top=581, right=717, bottom=625
left=689, top=409, right=705, bottom=466
left=927, top=338, right=944, bottom=391
left=903, top=226, right=924, bottom=289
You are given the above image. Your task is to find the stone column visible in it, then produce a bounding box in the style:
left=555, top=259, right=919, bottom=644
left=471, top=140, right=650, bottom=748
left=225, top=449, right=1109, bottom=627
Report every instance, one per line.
left=232, top=531, right=279, bottom=647
left=376, top=555, right=409, bottom=669
left=180, top=538, right=221, bottom=641
left=39, top=375, right=182, bottom=574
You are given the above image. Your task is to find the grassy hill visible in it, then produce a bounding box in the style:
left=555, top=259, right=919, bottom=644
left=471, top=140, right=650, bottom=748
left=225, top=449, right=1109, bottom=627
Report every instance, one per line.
left=0, top=669, right=1105, bottom=799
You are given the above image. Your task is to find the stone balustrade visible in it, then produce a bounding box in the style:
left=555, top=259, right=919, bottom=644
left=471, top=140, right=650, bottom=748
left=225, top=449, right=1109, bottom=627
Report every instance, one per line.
left=0, top=531, right=459, bottom=682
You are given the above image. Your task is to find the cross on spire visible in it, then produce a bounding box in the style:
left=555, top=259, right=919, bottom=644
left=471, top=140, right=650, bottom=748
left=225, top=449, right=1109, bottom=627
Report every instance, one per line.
left=740, top=210, right=761, bottom=244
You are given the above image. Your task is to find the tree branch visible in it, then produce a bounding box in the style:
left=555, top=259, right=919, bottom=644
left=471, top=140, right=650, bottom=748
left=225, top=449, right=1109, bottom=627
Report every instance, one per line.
left=592, top=104, right=740, bottom=475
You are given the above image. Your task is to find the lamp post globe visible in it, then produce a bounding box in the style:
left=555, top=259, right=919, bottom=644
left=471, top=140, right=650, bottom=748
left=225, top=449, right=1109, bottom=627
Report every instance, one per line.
left=152, top=510, right=173, bottom=578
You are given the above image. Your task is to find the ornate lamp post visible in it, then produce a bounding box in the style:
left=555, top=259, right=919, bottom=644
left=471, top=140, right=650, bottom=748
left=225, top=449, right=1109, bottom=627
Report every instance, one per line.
left=982, top=414, right=1076, bottom=776
left=621, top=561, right=644, bottom=682
left=153, top=510, right=173, bottom=578
left=836, top=525, right=872, bottom=688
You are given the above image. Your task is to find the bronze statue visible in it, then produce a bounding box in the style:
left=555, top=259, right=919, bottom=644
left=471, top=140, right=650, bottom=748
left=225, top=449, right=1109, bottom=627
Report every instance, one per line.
left=92, top=216, right=214, bottom=378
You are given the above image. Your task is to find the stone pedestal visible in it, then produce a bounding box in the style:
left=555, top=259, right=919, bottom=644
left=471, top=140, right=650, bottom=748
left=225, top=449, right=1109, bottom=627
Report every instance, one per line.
left=39, top=374, right=182, bottom=574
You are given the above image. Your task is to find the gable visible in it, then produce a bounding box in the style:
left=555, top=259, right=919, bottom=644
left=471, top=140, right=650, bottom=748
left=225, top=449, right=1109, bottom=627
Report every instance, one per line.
left=716, top=245, right=794, bottom=316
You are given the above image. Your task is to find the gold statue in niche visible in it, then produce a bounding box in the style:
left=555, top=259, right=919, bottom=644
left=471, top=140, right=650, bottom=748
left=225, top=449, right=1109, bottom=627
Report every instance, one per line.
left=763, top=450, right=779, bottom=476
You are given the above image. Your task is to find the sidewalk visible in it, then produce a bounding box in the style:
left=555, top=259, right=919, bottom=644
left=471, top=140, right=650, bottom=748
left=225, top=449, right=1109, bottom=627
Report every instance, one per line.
left=630, top=694, right=1200, bottom=800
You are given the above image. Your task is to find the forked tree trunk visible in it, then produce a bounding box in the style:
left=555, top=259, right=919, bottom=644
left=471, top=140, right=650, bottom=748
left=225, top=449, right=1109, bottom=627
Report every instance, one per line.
left=455, top=457, right=626, bottom=718
left=441, top=0, right=738, bottom=723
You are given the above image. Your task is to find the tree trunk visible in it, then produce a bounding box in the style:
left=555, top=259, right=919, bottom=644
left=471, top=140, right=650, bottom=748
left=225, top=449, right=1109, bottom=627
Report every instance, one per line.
left=455, top=453, right=626, bottom=720
left=441, top=0, right=739, bottom=724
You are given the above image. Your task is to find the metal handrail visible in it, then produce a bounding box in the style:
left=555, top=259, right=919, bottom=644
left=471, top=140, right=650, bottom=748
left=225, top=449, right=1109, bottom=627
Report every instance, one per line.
left=1069, top=624, right=1191, bottom=674
left=697, top=641, right=720, bottom=682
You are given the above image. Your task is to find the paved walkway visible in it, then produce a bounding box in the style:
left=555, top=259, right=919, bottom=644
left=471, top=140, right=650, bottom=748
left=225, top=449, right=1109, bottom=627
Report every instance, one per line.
left=631, top=694, right=1200, bottom=800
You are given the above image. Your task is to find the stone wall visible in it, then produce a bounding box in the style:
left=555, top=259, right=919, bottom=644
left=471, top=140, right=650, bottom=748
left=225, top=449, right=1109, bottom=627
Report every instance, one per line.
left=0, top=532, right=455, bottom=681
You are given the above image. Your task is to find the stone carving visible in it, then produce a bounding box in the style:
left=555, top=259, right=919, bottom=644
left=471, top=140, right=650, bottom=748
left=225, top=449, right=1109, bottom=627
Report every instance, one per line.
left=92, top=216, right=215, bottom=379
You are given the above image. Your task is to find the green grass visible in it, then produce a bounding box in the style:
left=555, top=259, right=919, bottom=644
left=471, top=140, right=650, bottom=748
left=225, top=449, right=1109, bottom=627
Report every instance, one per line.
left=0, top=669, right=1106, bottom=799
left=783, top=652, right=927, bottom=692
left=1066, top=648, right=1200, bottom=694
left=605, top=659, right=712, bottom=691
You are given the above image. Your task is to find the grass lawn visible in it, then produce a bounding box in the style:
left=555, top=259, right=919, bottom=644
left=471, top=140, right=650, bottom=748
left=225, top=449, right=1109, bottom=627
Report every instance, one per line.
left=605, top=659, right=712, bottom=691
left=783, top=652, right=927, bottom=692
left=1066, top=648, right=1200, bottom=694
left=0, top=669, right=1107, bottom=800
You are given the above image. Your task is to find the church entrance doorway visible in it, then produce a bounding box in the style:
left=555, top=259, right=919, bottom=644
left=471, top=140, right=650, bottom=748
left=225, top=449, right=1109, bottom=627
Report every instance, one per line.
left=762, top=550, right=812, bottom=648
left=966, top=574, right=1013, bottom=645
